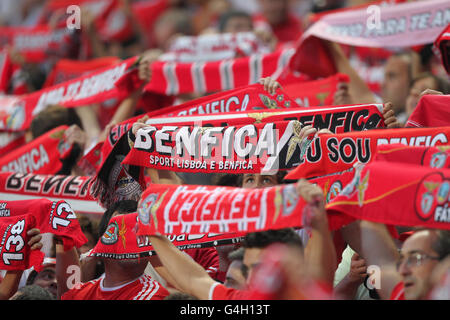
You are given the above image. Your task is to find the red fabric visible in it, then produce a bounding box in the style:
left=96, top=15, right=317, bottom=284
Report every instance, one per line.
left=0, top=125, right=71, bottom=174
left=406, top=95, right=450, bottom=128
left=434, top=23, right=450, bottom=75
left=374, top=144, right=450, bottom=169
left=326, top=161, right=450, bottom=230
left=0, top=198, right=87, bottom=271
left=185, top=247, right=220, bottom=280
left=43, top=57, right=120, bottom=88
left=287, top=36, right=336, bottom=79
left=136, top=183, right=350, bottom=237
left=390, top=282, right=405, bottom=300
left=0, top=214, right=45, bottom=272
left=0, top=171, right=102, bottom=216
left=211, top=283, right=251, bottom=300
left=61, top=274, right=169, bottom=300
left=144, top=48, right=295, bottom=96
left=90, top=213, right=244, bottom=259
left=0, top=57, right=138, bottom=132
left=0, top=25, right=75, bottom=63
left=141, top=83, right=298, bottom=118
left=0, top=132, right=26, bottom=157
left=280, top=73, right=350, bottom=107
left=285, top=126, right=450, bottom=180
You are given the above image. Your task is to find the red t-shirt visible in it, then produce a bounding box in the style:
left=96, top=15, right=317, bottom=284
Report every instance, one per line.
left=390, top=282, right=405, bottom=300
left=209, top=282, right=252, bottom=300
left=61, top=274, right=169, bottom=300
left=185, top=247, right=221, bottom=281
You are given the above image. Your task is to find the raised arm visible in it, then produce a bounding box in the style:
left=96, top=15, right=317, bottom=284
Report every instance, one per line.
left=340, top=220, right=402, bottom=299
left=0, top=228, right=43, bottom=300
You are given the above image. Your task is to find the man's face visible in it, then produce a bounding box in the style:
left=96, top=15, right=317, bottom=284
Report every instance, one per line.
left=33, top=266, right=57, bottom=298
left=397, top=230, right=440, bottom=300
left=241, top=174, right=278, bottom=189
left=242, top=247, right=263, bottom=285
left=405, top=76, right=437, bottom=117
left=224, top=260, right=247, bottom=290
left=223, top=16, right=253, bottom=34
left=382, top=56, right=411, bottom=114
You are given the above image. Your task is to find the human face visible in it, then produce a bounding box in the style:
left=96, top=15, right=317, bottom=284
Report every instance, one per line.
left=223, top=16, right=253, bottom=33
left=224, top=260, right=247, bottom=290
left=243, top=247, right=263, bottom=285
left=405, top=76, right=438, bottom=117
left=33, top=266, right=57, bottom=298
left=241, top=174, right=278, bottom=189
left=382, top=56, right=411, bottom=114
left=397, top=230, right=440, bottom=300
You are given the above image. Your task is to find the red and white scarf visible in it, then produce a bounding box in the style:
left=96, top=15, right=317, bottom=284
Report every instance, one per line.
left=160, top=32, right=272, bottom=62
left=326, top=161, right=450, bottom=230
left=0, top=171, right=104, bottom=215
left=285, top=127, right=450, bottom=180
left=406, top=94, right=450, bottom=128
left=0, top=199, right=87, bottom=271
left=0, top=25, right=76, bottom=63
left=281, top=73, right=350, bottom=108
left=123, top=103, right=385, bottom=175
left=302, top=0, right=449, bottom=49
left=89, top=212, right=244, bottom=259
left=144, top=48, right=296, bottom=96
left=434, top=23, right=450, bottom=75
left=0, top=125, right=72, bottom=175
left=135, top=183, right=350, bottom=237
left=0, top=57, right=138, bottom=132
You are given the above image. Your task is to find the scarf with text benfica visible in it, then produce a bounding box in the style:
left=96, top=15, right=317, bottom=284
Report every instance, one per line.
left=405, top=95, right=450, bottom=128
left=89, top=212, right=244, bottom=259
left=0, top=172, right=104, bottom=215
left=135, top=183, right=352, bottom=237
left=326, top=161, right=450, bottom=230
left=0, top=125, right=72, bottom=175
left=123, top=101, right=385, bottom=175
left=0, top=57, right=138, bottom=132
left=285, top=126, right=450, bottom=180
left=0, top=199, right=87, bottom=271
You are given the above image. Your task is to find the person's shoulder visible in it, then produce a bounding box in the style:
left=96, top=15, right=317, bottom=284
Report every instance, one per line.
left=210, top=282, right=250, bottom=300
left=131, top=274, right=170, bottom=300
left=61, top=278, right=101, bottom=300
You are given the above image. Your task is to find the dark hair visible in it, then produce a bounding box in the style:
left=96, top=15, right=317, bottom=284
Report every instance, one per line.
left=242, top=228, right=304, bottom=251
left=236, top=171, right=289, bottom=187
left=228, top=247, right=244, bottom=261
left=211, top=173, right=241, bottom=187
left=30, top=104, right=82, bottom=139
left=163, top=291, right=198, bottom=300
left=432, top=230, right=450, bottom=261
left=10, top=285, right=55, bottom=300
left=410, top=72, right=450, bottom=95
left=217, top=10, right=253, bottom=33
left=98, top=200, right=138, bottom=238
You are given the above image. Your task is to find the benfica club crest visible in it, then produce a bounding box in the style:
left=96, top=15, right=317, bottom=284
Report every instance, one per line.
left=138, top=191, right=168, bottom=228
left=101, top=221, right=119, bottom=245
left=430, top=152, right=448, bottom=169
left=327, top=181, right=343, bottom=203
left=273, top=184, right=299, bottom=223
left=414, top=172, right=444, bottom=221
left=5, top=101, right=26, bottom=131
